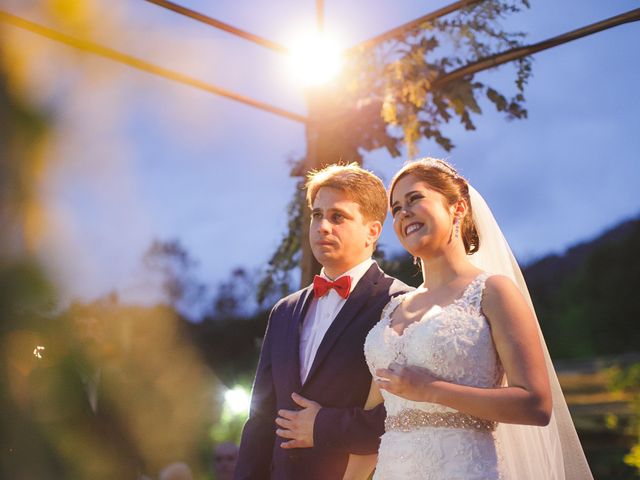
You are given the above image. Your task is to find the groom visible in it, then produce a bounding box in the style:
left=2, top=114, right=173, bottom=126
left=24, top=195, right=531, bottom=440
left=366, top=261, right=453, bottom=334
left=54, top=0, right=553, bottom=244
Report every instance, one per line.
left=234, top=164, right=410, bottom=480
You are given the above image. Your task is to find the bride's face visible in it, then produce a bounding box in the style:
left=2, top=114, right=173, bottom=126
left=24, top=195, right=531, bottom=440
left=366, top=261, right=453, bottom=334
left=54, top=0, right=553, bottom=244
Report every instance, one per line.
left=390, top=174, right=455, bottom=258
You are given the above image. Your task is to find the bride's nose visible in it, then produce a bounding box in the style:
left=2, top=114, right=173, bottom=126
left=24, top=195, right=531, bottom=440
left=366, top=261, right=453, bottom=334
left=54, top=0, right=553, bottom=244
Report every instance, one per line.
left=399, top=206, right=412, bottom=218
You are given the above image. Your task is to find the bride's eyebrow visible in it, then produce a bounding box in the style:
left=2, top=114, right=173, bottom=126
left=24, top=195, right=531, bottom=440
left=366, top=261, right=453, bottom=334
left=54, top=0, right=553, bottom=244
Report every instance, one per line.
left=389, top=190, right=420, bottom=208
left=391, top=190, right=421, bottom=207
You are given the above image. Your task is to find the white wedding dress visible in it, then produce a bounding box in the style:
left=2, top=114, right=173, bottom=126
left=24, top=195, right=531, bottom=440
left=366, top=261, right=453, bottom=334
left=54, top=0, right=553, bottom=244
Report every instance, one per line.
left=365, top=272, right=507, bottom=479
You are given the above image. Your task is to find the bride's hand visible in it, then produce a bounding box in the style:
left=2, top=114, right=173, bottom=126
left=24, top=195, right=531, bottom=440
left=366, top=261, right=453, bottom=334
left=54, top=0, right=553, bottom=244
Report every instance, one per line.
left=375, top=362, right=442, bottom=403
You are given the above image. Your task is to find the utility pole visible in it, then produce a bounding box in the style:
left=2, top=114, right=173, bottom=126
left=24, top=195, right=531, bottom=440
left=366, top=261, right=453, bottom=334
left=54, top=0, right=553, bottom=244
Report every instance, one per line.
left=299, top=0, right=326, bottom=285
left=299, top=88, right=322, bottom=285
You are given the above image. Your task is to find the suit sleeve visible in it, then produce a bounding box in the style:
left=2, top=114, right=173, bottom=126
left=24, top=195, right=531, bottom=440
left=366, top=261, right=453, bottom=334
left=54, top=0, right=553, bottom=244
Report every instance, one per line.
left=313, top=402, right=386, bottom=455
left=234, top=306, right=279, bottom=480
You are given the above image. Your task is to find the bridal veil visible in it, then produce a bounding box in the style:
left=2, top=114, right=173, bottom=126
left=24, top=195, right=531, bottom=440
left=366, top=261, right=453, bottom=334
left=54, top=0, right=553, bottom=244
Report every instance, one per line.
left=468, top=185, right=593, bottom=480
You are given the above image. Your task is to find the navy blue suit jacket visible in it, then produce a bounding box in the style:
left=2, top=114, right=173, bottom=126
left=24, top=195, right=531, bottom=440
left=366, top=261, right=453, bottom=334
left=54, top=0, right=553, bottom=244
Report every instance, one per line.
left=235, top=262, right=411, bottom=480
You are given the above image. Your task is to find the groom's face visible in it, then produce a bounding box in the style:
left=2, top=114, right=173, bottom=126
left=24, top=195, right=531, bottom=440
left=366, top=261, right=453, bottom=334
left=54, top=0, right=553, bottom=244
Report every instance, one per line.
left=310, top=186, right=380, bottom=277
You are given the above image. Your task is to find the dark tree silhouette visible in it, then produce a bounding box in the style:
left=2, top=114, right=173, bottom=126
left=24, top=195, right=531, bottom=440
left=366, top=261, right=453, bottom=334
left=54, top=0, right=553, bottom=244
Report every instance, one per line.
left=142, top=238, right=206, bottom=314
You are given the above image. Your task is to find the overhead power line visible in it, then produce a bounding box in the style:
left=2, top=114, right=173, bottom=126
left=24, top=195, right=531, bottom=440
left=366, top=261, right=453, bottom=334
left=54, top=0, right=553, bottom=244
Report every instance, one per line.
left=143, top=0, right=288, bottom=53
left=143, top=0, right=478, bottom=56
left=0, top=10, right=307, bottom=124
left=347, top=0, right=483, bottom=53
left=434, top=7, right=640, bottom=87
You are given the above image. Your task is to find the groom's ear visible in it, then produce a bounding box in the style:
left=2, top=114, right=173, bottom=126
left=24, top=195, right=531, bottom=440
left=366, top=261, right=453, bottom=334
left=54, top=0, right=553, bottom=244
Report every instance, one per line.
left=366, top=220, right=383, bottom=248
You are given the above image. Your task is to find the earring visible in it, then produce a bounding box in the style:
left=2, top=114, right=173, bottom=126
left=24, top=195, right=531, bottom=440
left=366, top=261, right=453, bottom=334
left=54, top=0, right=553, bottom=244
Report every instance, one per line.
left=454, top=217, right=460, bottom=239
left=413, top=256, right=419, bottom=265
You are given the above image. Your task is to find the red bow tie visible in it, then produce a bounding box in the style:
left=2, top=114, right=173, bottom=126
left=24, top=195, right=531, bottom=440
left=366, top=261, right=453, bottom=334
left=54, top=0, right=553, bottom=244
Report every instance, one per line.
left=313, top=275, right=352, bottom=299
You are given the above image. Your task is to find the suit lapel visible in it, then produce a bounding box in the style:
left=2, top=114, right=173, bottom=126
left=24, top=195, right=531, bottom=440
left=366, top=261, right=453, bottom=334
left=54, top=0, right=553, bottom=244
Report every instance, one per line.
left=286, top=286, right=314, bottom=392
left=302, top=263, right=383, bottom=388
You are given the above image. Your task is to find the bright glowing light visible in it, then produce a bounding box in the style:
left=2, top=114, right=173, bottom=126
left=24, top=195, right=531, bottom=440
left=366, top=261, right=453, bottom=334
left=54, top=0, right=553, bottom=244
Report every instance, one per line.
left=224, top=386, right=250, bottom=415
left=288, top=32, right=344, bottom=86
left=33, top=345, right=45, bottom=359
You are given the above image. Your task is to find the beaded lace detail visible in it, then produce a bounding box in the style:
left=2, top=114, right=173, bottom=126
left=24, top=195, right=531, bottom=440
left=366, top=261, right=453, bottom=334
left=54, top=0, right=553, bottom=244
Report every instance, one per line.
left=385, top=409, right=497, bottom=433
left=365, top=272, right=506, bottom=479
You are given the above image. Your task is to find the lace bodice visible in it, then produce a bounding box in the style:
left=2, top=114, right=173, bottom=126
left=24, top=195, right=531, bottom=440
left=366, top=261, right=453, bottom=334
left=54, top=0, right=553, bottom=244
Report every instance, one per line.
left=364, top=272, right=504, bottom=416
left=365, top=272, right=506, bottom=479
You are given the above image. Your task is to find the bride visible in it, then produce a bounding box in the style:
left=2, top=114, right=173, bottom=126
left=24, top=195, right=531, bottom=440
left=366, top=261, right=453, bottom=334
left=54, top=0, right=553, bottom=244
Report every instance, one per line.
left=362, top=158, right=592, bottom=479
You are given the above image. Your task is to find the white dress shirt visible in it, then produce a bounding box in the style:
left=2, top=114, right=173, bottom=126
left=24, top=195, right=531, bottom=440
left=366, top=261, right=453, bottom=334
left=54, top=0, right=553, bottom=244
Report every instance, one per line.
left=299, top=257, right=375, bottom=383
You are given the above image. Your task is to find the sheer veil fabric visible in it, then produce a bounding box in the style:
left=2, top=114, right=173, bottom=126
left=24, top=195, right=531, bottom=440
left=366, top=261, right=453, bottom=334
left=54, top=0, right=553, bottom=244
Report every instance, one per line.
left=467, top=186, right=593, bottom=480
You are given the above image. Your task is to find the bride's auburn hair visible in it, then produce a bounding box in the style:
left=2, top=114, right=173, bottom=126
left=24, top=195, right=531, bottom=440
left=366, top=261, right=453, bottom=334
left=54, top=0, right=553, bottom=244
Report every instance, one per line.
left=389, top=158, right=480, bottom=255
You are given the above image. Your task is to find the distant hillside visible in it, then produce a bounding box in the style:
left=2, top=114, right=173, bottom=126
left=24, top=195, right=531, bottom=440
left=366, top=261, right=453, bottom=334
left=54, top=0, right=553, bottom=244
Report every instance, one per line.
left=380, top=216, right=640, bottom=360
left=523, top=218, right=639, bottom=299
left=523, top=217, right=640, bottom=359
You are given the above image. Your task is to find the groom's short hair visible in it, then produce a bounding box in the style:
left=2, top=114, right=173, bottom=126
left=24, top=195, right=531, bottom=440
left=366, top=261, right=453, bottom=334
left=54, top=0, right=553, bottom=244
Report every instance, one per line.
left=305, top=163, right=387, bottom=224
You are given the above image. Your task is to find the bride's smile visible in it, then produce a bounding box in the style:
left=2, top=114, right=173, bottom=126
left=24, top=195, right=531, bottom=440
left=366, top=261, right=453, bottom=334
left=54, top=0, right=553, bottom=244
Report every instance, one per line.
left=404, top=222, right=424, bottom=236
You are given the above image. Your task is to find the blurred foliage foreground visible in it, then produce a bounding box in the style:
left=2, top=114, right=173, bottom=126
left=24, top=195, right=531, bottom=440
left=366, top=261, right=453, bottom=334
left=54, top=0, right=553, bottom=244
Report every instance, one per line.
left=0, top=260, right=225, bottom=480
left=0, top=38, right=237, bottom=478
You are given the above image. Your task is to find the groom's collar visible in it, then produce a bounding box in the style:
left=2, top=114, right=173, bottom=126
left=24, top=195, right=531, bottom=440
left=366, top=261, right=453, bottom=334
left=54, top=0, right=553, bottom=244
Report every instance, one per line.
left=319, top=258, right=375, bottom=294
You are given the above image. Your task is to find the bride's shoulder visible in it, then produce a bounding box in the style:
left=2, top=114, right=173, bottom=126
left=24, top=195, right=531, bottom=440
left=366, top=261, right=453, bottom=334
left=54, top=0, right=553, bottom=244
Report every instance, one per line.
left=482, top=274, right=518, bottom=294
left=481, top=274, right=528, bottom=312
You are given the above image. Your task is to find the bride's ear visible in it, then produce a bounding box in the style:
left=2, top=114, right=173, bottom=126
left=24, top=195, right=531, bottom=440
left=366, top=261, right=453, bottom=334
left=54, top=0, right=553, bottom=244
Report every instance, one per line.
left=451, top=199, right=468, bottom=219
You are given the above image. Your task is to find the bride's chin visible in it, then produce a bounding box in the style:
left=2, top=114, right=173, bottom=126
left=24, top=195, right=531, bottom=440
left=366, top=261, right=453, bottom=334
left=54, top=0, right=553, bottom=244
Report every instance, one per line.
left=404, top=245, right=424, bottom=259
left=408, top=243, right=439, bottom=261
left=403, top=237, right=430, bottom=255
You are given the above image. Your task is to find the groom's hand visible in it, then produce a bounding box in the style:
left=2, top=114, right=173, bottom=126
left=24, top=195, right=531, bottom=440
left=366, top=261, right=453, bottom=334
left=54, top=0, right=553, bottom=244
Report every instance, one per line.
left=275, top=392, right=321, bottom=449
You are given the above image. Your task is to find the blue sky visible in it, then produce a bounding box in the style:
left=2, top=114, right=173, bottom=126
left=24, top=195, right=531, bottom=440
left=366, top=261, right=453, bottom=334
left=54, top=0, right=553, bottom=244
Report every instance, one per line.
left=4, top=0, right=639, bottom=304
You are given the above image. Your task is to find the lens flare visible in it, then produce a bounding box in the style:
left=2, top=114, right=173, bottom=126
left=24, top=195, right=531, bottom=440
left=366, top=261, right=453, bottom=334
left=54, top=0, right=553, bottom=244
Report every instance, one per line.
left=224, top=385, right=250, bottom=415
left=33, top=345, right=46, bottom=359
left=288, top=32, right=344, bottom=86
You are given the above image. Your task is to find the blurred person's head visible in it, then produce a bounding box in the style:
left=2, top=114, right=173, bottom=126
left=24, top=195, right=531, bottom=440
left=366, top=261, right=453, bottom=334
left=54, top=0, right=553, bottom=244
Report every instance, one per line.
left=159, top=461, right=192, bottom=480
left=212, top=442, right=238, bottom=480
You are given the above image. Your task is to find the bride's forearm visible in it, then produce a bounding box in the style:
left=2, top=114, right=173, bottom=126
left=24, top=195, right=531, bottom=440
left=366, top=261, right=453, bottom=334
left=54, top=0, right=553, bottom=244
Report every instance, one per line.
left=429, top=380, right=551, bottom=426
